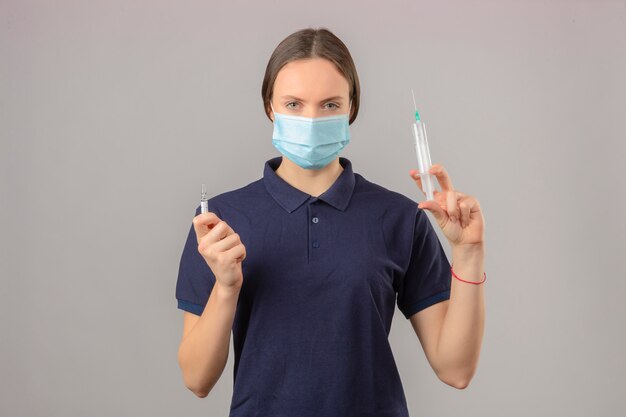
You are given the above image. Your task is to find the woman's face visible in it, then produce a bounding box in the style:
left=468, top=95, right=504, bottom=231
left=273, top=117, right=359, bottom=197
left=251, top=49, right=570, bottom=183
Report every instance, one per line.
left=270, top=57, right=351, bottom=121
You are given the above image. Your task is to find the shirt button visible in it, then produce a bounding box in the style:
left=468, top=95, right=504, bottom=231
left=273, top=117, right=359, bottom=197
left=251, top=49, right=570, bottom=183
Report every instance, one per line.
left=312, top=240, right=320, bottom=248
left=312, top=217, right=319, bottom=223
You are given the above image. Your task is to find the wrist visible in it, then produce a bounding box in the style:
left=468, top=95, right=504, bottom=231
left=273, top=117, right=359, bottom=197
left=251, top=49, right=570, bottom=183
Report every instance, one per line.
left=451, top=243, right=485, bottom=284
left=452, top=242, right=485, bottom=260
left=215, top=280, right=242, bottom=299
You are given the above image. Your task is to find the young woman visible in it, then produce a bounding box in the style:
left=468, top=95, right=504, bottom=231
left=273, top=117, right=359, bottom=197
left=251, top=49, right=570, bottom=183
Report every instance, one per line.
left=176, top=27, right=486, bottom=417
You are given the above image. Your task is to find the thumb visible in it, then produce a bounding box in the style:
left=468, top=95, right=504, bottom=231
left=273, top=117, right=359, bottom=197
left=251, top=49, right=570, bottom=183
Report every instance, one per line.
left=417, top=200, right=448, bottom=225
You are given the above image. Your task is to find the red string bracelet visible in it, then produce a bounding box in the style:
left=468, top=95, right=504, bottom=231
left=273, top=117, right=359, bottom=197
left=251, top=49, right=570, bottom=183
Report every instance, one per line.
left=451, top=263, right=486, bottom=285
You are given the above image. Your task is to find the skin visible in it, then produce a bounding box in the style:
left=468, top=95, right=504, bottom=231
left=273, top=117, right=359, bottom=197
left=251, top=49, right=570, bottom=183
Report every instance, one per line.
left=177, top=57, right=486, bottom=397
left=177, top=213, right=244, bottom=397
left=268, top=58, right=353, bottom=197
left=408, top=166, right=486, bottom=389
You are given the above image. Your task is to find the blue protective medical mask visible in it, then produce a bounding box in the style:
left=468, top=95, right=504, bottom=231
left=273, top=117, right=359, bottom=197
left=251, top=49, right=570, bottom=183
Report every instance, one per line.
left=270, top=102, right=351, bottom=170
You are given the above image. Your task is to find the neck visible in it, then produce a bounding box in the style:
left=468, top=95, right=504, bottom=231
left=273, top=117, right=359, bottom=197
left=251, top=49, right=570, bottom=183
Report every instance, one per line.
left=275, top=156, right=344, bottom=197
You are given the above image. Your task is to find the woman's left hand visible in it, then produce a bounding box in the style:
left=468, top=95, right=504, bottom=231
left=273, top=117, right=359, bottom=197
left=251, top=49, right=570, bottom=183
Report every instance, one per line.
left=409, top=164, right=485, bottom=248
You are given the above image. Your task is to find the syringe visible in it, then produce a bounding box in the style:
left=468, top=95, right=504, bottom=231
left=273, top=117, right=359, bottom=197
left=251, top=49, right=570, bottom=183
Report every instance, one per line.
left=200, top=183, right=208, bottom=214
left=411, top=89, right=435, bottom=201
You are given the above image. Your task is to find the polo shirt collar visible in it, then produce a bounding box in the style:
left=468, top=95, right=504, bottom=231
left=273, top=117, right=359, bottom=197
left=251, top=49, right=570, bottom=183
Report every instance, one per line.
left=263, top=156, right=356, bottom=213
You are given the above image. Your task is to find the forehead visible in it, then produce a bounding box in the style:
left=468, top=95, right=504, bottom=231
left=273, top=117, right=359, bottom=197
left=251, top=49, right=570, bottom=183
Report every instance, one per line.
left=274, top=58, right=350, bottom=100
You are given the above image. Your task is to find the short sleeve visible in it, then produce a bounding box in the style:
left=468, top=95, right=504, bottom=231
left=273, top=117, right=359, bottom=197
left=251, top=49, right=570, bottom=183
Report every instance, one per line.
left=396, top=207, right=452, bottom=319
left=175, top=203, right=220, bottom=316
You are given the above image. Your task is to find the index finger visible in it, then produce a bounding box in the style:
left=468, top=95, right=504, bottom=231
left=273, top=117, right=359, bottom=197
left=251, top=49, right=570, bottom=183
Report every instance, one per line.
left=192, top=212, right=222, bottom=243
left=429, top=163, right=454, bottom=192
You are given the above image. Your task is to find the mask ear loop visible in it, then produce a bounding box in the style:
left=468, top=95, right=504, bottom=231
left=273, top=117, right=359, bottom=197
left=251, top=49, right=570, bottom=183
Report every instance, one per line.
left=270, top=102, right=278, bottom=122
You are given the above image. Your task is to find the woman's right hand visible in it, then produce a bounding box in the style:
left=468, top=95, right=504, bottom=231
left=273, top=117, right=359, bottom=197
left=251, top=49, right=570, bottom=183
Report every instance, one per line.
left=192, top=212, right=246, bottom=290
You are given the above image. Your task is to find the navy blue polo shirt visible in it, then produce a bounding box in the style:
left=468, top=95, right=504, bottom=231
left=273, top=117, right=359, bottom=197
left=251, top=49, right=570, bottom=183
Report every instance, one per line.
left=176, top=156, right=451, bottom=417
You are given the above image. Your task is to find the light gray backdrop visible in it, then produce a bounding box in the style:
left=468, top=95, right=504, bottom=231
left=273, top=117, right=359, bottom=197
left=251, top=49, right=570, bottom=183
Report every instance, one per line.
left=2, top=0, right=625, bottom=416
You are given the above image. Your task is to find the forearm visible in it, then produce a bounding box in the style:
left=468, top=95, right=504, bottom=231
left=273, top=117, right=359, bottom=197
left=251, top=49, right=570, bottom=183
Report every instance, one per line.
left=178, top=281, right=240, bottom=397
left=436, top=244, right=485, bottom=387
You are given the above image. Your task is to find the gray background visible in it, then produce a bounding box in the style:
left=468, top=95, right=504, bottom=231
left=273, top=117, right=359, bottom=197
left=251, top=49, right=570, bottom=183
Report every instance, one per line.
left=2, top=0, right=625, bottom=416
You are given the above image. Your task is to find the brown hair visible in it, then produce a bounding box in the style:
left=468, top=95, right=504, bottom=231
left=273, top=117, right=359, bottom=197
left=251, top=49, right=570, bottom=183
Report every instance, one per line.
left=261, top=27, right=360, bottom=125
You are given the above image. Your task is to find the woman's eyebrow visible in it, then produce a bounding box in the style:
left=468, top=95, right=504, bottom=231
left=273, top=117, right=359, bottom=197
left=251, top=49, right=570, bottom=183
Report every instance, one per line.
left=281, top=95, right=344, bottom=102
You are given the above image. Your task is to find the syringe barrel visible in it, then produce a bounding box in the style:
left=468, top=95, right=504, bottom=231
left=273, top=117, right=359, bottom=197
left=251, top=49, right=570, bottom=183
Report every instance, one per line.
left=412, top=121, right=432, bottom=172
left=412, top=120, right=435, bottom=201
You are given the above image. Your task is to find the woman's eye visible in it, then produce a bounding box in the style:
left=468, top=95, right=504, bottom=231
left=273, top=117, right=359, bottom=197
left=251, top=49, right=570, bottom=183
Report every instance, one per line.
left=285, top=102, right=339, bottom=110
